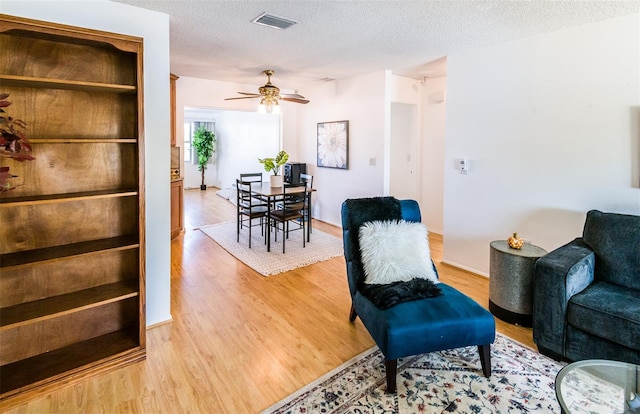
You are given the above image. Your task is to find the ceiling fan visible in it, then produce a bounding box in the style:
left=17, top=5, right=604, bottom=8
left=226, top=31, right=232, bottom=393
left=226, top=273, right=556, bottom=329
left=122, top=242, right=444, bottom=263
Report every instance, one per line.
left=224, top=70, right=309, bottom=113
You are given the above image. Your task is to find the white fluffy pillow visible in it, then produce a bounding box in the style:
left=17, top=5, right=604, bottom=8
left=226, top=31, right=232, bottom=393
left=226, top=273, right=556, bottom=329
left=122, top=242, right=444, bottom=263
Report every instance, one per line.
left=358, top=220, right=438, bottom=285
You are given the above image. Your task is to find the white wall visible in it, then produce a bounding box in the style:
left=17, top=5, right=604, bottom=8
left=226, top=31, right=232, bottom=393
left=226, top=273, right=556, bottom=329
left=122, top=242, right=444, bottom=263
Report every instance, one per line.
left=389, top=75, right=422, bottom=201
left=420, top=76, right=447, bottom=234
left=176, top=76, right=296, bottom=189
left=390, top=102, right=418, bottom=200
left=211, top=111, right=280, bottom=189
left=297, top=71, right=388, bottom=226
left=183, top=108, right=280, bottom=189
left=444, top=13, right=640, bottom=276
left=176, top=71, right=428, bottom=229
left=1, top=0, right=172, bottom=325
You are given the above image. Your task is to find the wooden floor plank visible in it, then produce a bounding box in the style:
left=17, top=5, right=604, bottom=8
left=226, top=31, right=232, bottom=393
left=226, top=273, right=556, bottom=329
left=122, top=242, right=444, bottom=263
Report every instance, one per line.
left=1, top=188, right=534, bottom=413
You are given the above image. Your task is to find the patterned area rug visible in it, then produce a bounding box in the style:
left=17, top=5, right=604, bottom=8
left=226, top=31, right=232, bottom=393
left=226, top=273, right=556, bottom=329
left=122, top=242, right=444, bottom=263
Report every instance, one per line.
left=261, top=333, right=566, bottom=413
left=199, top=221, right=343, bottom=276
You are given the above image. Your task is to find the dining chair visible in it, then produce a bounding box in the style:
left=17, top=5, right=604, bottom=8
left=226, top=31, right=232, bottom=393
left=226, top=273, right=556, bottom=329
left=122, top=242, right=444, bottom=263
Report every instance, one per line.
left=239, top=172, right=268, bottom=206
left=299, top=173, right=313, bottom=187
left=299, top=173, right=313, bottom=237
left=277, top=173, right=312, bottom=229
left=239, top=172, right=262, bottom=183
left=269, top=183, right=306, bottom=253
left=236, top=178, right=268, bottom=248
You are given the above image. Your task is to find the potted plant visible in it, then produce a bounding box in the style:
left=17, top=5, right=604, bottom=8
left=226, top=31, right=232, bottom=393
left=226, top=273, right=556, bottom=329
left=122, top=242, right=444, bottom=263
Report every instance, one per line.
left=192, top=125, right=216, bottom=190
left=259, top=150, right=289, bottom=187
left=1, top=92, right=35, bottom=192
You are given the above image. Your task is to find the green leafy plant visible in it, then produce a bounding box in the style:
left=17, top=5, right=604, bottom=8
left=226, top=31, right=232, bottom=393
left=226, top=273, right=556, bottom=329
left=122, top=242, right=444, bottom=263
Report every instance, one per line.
left=1, top=92, right=34, bottom=192
left=258, top=150, right=289, bottom=175
left=192, top=126, right=216, bottom=190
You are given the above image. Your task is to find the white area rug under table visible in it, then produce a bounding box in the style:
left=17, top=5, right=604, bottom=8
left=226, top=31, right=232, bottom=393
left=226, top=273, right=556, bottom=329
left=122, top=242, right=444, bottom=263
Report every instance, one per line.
left=199, top=221, right=344, bottom=276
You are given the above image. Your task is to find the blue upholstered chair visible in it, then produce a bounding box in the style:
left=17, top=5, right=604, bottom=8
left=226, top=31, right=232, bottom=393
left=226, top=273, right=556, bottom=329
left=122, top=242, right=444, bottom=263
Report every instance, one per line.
left=341, top=197, right=496, bottom=393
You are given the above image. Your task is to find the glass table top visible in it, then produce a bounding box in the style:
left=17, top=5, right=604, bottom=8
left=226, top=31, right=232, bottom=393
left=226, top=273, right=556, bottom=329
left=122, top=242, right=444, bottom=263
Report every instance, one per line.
left=555, top=359, right=639, bottom=414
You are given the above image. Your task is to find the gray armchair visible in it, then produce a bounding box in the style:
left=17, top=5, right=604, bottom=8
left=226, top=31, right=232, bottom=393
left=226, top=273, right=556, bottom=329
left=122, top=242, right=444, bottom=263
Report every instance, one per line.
left=532, top=210, right=640, bottom=363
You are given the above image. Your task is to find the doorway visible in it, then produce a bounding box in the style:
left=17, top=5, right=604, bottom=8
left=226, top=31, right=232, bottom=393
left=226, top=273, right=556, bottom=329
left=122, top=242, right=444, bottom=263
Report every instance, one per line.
left=389, top=102, right=418, bottom=199
left=183, top=108, right=280, bottom=190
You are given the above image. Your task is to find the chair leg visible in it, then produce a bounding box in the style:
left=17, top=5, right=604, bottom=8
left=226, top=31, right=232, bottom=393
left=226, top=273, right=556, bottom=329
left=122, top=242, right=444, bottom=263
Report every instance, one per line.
left=385, top=359, right=397, bottom=393
left=265, top=217, right=270, bottom=245
left=478, top=344, right=491, bottom=378
left=348, top=304, right=357, bottom=321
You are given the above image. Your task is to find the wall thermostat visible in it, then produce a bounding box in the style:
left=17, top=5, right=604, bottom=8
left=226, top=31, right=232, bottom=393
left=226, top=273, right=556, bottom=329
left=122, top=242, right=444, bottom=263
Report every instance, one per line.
left=459, top=158, right=468, bottom=174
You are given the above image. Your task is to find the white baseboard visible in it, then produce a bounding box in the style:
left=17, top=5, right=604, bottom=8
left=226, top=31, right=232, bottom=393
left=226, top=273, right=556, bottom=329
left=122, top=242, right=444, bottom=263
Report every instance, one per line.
left=146, top=315, right=174, bottom=330
left=441, top=260, right=489, bottom=278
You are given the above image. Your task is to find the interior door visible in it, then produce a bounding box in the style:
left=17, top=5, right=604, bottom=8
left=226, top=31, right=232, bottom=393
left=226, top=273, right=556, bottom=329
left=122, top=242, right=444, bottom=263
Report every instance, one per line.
left=389, top=103, right=418, bottom=199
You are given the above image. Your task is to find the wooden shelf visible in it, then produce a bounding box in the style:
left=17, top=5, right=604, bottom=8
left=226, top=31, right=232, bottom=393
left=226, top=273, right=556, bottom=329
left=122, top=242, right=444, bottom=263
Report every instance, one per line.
left=0, top=189, right=138, bottom=206
left=0, top=235, right=139, bottom=268
left=0, top=330, right=143, bottom=396
left=0, top=74, right=136, bottom=94
left=28, top=138, right=137, bottom=144
left=1, top=281, right=139, bottom=329
left=0, top=14, right=145, bottom=400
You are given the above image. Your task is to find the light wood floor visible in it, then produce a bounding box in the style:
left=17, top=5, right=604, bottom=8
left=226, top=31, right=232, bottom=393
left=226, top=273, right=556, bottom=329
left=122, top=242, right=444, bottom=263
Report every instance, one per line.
left=2, top=189, right=534, bottom=413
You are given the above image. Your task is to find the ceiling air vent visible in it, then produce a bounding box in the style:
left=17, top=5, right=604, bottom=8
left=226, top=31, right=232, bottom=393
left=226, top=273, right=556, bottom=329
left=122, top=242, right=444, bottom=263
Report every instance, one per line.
left=251, top=12, right=298, bottom=30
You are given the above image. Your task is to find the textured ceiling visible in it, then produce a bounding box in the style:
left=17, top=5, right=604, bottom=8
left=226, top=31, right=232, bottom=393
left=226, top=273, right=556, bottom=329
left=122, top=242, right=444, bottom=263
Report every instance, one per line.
left=112, top=0, right=639, bottom=93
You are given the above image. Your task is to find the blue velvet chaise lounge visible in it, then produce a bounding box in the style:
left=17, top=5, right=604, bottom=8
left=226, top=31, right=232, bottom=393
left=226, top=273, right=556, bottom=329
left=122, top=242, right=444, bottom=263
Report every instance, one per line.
left=341, top=197, right=496, bottom=393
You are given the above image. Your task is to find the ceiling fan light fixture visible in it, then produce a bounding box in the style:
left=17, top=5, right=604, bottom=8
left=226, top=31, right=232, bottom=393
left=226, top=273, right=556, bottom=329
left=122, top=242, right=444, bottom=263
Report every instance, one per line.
left=264, top=98, right=276, bottom=113
left=251, top=12, right=298, bottom=30
left=272, top=100, right=281, bottom=114
left=226, top=70, right=309, bottom=108
left=258, top=97, right=280, bottom=114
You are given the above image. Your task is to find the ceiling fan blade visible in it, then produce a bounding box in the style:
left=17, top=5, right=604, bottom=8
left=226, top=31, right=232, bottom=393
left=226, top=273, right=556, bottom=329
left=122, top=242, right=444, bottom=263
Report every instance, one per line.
left=281, top=97, right=310, bottom=104
left=237, top=92, right=261, bottom=96
left=224, top=96, right=261, bottom=101
left=281, top=93, right=306, bottom=99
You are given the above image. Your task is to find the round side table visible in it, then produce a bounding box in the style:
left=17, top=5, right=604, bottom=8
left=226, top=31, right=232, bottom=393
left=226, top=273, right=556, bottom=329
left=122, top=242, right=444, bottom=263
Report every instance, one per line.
left=489, top=240, right=547, bottom=327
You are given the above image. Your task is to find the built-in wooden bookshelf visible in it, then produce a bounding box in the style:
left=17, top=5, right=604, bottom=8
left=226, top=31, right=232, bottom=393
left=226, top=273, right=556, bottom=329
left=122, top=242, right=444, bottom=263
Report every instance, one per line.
left=0, top=14, right=146, bottom=399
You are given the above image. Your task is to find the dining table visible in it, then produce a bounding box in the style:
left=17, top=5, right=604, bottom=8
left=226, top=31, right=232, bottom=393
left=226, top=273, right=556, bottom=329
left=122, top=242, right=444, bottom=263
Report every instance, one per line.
left=250, top=182, right=314, bottom=252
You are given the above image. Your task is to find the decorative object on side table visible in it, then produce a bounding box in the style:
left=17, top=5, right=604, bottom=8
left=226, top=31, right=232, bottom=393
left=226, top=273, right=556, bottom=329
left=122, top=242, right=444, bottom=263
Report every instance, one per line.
left=193, top=125, right=216, bottom=190
left=317, top=120, right=348, bottom=169
left=259, top=150, right=289, bottom=187
left=0, top=92, right=35, bottom=192
left=507, top=232, right=524, bottom=249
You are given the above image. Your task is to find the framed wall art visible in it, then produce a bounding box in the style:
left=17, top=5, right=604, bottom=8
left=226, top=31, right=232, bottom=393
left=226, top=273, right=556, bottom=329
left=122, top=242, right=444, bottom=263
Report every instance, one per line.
left=317, top=120, right=349, bottom=169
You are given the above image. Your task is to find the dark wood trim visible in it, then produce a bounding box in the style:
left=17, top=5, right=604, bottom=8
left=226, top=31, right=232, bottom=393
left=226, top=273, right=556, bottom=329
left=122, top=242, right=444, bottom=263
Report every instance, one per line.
left=349, top=304, right=357, bottom=322
left=479, top=344, right=492, bottom=378
left=385, top=359, right=397, bottom=393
